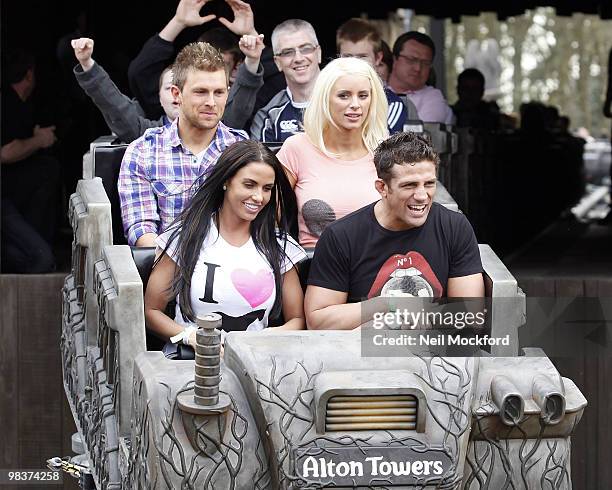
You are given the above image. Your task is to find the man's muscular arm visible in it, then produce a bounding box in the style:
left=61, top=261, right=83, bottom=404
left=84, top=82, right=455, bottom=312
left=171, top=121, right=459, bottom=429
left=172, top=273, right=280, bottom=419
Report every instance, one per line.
left=304, top=226, right=390, bottom=330
left=447, top=273, right=485, bottom=298
left=305, top=287, right=387, bottom=330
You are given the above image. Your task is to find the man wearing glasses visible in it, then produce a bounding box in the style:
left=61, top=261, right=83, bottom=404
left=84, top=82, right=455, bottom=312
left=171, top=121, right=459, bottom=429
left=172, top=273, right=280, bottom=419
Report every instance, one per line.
left=388, top=32, right=453, bottom=124
left=250, top=19, right=321, bottom=142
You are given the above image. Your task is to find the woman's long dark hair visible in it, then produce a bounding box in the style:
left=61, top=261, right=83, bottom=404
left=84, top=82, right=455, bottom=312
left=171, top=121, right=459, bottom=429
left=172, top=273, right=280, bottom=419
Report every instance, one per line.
left=158, top=140, right=296, bottom=323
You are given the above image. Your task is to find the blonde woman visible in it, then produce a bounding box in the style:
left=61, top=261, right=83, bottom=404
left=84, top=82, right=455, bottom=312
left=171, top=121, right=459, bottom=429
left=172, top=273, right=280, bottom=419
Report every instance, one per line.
left=277, top=57, right=389, bottom=248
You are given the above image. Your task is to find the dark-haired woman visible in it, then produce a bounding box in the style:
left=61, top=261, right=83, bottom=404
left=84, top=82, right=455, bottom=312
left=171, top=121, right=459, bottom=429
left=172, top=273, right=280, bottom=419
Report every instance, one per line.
left=144, top=140, right=306, bottom=356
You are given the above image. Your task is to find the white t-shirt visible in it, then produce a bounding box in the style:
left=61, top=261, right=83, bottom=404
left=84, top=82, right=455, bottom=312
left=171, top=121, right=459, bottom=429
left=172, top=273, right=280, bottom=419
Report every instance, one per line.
left=156, top=222, right=306, bottom=333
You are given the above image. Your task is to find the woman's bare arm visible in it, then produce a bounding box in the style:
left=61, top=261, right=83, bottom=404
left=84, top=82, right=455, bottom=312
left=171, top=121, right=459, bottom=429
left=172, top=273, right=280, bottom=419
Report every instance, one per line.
left=273, top=267, right=305, bottom=330
left=144, top=252, right=196, bottom=345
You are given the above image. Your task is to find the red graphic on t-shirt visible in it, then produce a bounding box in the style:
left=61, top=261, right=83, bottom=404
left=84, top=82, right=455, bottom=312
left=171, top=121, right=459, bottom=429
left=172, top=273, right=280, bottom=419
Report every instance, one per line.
left=368, top=251, right=443, bottom=299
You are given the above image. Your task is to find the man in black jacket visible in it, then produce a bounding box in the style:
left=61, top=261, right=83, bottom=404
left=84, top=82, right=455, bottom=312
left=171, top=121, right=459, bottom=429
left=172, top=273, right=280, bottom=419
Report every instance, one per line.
left=128, top=0, right=263, bottom=130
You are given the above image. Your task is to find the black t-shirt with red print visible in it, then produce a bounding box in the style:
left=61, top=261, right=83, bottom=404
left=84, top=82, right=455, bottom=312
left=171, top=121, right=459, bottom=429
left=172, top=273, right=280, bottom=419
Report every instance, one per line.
left=308, top=202, right=482, bottom=302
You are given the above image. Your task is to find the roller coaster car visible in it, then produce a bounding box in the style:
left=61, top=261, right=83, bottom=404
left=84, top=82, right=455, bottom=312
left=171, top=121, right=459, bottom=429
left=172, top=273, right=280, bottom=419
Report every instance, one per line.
left=63, top=228, right=585, bottom=488
left=80, top=244, right=583, bottom=490
left=60, top=127, right=586, bottom=488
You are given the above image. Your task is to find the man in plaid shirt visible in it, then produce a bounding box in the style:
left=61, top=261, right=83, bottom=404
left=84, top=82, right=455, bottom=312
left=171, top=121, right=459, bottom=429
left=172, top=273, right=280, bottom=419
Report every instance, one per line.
left=119, top=41, right=248, bottom=246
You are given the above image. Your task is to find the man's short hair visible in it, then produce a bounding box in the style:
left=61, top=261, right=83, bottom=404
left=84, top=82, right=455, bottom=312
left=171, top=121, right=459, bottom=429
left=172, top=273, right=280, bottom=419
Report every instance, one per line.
left=3, top=49, right=35, bottom=84
left=392, top=31, right=436, bottom=59
left=172, top=42, right=226, bottom=90
left=457, top=68, right=485, bottom=89
left=336, top=18, right=382, bottom=53
left=374, top=132, right=440, bottom=182
left=271, top=19, right=318, bottom=54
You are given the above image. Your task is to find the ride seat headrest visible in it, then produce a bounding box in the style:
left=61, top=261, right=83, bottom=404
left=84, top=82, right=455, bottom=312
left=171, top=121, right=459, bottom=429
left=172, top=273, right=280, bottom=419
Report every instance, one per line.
left=130, top=246, right=156, bottom=290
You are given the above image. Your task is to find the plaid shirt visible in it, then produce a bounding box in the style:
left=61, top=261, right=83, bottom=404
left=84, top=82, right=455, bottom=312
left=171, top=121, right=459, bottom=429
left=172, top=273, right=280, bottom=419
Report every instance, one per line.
left=118, top=118, right=246, bottom=245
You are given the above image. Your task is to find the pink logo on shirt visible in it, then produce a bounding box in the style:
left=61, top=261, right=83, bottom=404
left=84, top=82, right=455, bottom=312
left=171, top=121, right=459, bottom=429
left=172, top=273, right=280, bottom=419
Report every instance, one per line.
left=231, top=269, right=274, bottom=308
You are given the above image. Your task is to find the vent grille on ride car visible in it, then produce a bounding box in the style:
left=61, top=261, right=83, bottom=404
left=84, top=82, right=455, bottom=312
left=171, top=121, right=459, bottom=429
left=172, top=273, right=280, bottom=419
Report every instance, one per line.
left=325, top=395, right=418, bottom=431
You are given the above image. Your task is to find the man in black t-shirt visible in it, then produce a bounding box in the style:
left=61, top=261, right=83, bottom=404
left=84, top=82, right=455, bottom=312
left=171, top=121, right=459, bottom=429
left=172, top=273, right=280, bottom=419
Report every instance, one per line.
left=305, top=132, right=484, bottom=330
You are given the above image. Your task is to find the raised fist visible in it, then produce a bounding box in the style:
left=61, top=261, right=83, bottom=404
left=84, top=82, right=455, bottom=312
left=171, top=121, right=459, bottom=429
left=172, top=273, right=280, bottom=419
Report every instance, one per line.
left=71, top=38, right=95, bottom=71
left=239, top=34, right=265, bottom=61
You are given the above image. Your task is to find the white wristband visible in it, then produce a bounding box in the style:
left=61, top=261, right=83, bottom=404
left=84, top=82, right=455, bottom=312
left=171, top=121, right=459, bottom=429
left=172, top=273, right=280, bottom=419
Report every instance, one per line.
left=170, top=326, right=197, bottom=346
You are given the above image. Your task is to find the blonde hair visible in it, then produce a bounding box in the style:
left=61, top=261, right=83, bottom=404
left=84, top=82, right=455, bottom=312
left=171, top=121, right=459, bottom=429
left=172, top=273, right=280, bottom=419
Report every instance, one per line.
left=172, top=42, right=226, bottom=90
left=303, top=57, right=389, bottom=156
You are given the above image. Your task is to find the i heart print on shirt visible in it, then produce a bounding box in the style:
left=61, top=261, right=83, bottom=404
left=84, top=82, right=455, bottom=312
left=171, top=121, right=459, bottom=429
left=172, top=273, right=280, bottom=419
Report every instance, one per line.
left=230, top=268, right=274, bottom=308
